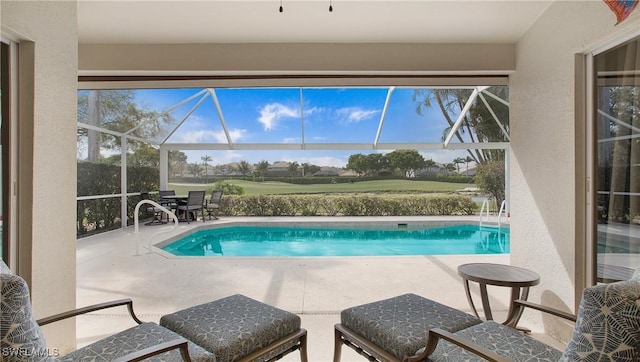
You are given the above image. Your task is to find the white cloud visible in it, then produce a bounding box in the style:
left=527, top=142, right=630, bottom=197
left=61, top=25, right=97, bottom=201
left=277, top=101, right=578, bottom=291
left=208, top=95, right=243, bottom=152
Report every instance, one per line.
left=295, top=155, right=347, bottom=168
left=282, top=137, right=301, bottom=144
left=258, top=103, right=299, bottom=130
left=184, top=150, right=244, bottom=165
left=304, top=106, right=323, bottom=117
left=173, top=128, right=247, bottom=143
left=337, top=107, right=380, bottom=123
left=419, top=150, right=471, bottom=165
left=220, top=129, right=247, bottom=143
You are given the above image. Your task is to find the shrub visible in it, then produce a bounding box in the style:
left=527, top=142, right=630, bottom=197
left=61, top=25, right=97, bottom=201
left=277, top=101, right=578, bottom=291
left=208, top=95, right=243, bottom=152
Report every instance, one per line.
left=219, top=194, right=476, bottom=217
left=77, top=162, right=159, bottom=237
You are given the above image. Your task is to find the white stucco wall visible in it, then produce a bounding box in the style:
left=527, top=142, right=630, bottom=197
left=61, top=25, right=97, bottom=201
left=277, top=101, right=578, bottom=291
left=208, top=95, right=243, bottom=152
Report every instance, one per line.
left=1, top=0, right=78, bottom=352
left=510, top=0, right=639, bottom=340
left=2, top=0, right=638, bottom=353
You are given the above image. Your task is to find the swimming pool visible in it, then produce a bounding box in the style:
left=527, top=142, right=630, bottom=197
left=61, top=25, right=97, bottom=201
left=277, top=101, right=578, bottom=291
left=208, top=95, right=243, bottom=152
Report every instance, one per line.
left=160, top=224, right=509, bottom=257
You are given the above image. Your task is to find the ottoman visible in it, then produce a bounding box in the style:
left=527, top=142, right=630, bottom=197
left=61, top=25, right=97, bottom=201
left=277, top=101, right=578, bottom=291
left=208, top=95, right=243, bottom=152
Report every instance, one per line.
left=334, top=293, right=482, bottom=361
left=160, top=294, right=308, bottom=362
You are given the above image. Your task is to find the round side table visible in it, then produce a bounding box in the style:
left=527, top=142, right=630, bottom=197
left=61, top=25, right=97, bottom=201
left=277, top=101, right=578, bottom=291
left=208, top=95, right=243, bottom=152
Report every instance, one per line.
left=457, top=263, right=540, bottom=328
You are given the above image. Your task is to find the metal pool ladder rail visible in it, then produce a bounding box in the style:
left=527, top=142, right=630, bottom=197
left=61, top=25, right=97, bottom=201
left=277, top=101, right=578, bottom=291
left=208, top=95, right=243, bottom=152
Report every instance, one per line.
left=479, top=199, right=508, bottom=228
left=134, top=199, right=180, bottom=255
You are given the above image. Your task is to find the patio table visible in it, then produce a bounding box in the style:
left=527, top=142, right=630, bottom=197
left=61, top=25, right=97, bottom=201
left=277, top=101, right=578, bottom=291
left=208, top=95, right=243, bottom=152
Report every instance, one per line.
left=457, top=262, right=539, bottom=329
left=160, top=195, right=195, bottom=222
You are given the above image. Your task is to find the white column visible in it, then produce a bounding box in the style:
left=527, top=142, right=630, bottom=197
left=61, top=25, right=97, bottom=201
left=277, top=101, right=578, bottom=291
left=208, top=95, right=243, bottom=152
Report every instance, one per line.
left=160, top=146, right=168, bottom=190
left=505, top=145, right=510, bottom=217
left=121, top=136, right=128, bottom=229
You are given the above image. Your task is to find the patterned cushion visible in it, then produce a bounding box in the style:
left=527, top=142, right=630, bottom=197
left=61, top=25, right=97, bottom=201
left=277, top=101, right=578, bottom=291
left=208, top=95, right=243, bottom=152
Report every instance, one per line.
left=1, top=260, right=11, bottom=274
left=453, top=321, right=563, bottom=361
left=340, top=293, right=482, bottom=360
left=421, top=339, right=489, bottom=362
left=560, top=274, right=640, bottom=362
left=0, top=273, right=53, bottom=362
left=58, top=322, right=215, bottom=362
left=160, top=294, right=302, bottom=362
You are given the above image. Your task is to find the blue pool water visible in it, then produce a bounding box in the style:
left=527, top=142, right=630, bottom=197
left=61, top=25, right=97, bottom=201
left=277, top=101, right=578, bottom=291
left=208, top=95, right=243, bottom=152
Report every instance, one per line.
left=161, top=224, right=509, bottom=257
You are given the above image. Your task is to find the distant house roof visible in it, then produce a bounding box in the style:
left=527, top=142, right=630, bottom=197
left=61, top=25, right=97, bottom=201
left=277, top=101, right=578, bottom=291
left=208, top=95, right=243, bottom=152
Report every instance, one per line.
left=313, top=166, right=342, bottom=176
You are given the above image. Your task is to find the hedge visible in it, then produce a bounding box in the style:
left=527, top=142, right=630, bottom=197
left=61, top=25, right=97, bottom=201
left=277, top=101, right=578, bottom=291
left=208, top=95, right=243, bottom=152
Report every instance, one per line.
left=77, top=162, right=158, bottom=237
left=218, top=194, right=476, bottom=217
left=77, top=161, right=477, bottom=238
left=169, top=174, right=475, bottom=185
left=77, top=193, right=476, bottom=238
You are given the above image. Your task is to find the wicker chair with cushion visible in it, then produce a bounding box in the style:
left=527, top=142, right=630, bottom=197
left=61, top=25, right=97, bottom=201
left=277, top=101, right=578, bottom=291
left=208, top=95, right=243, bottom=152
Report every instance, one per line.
left=1, top=261, right=308, bottom=362
left=0, top=261, right=210, bottom=362
left=334, top=270, right=640, bottom=362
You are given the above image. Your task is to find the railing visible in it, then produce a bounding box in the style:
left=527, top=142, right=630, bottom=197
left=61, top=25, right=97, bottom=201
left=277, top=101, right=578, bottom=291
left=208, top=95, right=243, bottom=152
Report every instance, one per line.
left=479, top=199, right=509, bottom=228
left=478, top=199, right=509, bottom=254
left=498, top=200, right=507, bottom=229
left=133, top=200, right=179, bottom=255
left=479, top=198, right=491, bottom=228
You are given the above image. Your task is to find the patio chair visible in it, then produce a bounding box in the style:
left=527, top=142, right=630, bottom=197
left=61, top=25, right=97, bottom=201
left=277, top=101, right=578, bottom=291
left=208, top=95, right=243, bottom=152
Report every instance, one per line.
left=1, top=261, right=308, bottom=362
left=176, top=190, right=206, bottom=223
left=140, top=192, right=166, bottom=225
left=0, top=261, right=212, bottom=361
left=205, top=189, right=223, bottom=220
left=334, top=270, right=640, bottom=362
left=159, top=189, right=178, bottom=210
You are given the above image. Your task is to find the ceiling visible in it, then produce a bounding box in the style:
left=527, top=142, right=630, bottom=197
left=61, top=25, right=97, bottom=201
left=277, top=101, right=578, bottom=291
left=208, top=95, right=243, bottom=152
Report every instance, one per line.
left=77, top=0, right=553, bottom=44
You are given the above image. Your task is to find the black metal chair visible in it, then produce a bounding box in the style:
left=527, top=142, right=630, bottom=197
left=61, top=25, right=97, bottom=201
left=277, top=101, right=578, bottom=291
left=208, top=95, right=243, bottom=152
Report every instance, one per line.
left=205, top=189, right=223, bottom=220
left=176, top=190, right=205, bottom=223
left=140, top=192, right=166, bottom=225
left=158, top=190, right=177, bottom=212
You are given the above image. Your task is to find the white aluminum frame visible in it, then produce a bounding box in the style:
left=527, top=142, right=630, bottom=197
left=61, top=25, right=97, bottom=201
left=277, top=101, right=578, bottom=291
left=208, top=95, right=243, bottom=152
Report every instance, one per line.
left=582, top=28, right=640, bottom=287
left=77, top=84, right=511, bottom=229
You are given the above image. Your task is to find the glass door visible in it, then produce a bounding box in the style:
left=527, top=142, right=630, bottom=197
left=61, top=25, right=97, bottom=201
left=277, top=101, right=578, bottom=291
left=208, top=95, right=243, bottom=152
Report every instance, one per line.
left=1, top=41, right=8, bottom=263
left=593, top=36, right=640, bottom=283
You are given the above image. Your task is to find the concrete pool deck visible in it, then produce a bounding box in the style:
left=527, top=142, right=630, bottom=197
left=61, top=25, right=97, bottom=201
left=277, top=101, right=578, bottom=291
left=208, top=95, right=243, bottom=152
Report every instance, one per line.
left=69, top=216, right=560, bottom=361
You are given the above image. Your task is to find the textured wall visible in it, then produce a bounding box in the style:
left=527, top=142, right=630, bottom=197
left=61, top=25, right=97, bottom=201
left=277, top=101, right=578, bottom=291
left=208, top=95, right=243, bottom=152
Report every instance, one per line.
left=510, top=0, right=639, bottom=341
left=1, top=0, right=78, bottom=352
left=79, top=42, right=515, bottom=75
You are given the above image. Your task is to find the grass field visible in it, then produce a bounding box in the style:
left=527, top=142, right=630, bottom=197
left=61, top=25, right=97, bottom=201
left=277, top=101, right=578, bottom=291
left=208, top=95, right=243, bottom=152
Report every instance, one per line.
left=168, top=179, right=476, bottom=195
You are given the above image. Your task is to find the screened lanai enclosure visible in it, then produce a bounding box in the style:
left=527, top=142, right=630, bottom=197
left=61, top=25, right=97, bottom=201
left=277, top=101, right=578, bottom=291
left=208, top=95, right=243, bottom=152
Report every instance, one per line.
left=76, top=84, right=510, bottom=236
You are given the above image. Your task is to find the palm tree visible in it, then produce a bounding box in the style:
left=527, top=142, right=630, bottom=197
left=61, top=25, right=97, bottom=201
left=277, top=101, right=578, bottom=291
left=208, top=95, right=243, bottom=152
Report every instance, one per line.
left=444, top=163, right=457, bottom=173
left=464, top=156, right=474, bottom=175
left=187, top=163, right=202, bottom=178
left=453, top=157, right=466, bottom=173
left=255, top=160, right=270, bottom=181
left=288, top=161, right=299, bottom=177
left=201, top=155, right=213, bottom=183
left=236, top=160, right=252, bottom=176
left=424, top=159, right=436, bottom=175
left=413, top=87, right=509, bottom=164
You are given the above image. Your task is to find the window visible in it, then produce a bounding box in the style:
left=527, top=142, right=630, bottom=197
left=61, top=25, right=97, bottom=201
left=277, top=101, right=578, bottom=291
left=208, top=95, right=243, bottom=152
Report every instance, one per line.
left=76, top=84, right=510, bottom=234
left=1, top=39, right=17, bottom=266
left=592, top=36, right=640, bottom=283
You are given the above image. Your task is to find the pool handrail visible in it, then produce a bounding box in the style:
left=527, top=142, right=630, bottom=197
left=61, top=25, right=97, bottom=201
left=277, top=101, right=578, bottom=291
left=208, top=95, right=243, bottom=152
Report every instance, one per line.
left=480, top=199, right=508, bottom=229
left=134, top=199, right=179, bottom=255
left=497, top=200, right=507, bottom=229
left=479, top=199, right=491, bottom=228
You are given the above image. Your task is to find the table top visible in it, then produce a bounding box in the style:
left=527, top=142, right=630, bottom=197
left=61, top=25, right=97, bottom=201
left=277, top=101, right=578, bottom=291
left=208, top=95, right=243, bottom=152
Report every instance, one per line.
left=161, top=195, right=188, bottom=199
left=457, top=263, right=540, bottom=288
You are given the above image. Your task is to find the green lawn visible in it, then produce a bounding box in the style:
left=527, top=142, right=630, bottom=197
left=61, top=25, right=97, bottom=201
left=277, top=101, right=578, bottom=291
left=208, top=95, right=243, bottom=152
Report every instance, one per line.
left=169, top=179, right=475, bottom=195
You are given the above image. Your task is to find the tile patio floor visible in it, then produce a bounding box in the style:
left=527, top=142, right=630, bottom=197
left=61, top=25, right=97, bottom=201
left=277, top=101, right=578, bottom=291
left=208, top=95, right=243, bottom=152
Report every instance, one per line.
left=71, top=216, right=560, bottom=361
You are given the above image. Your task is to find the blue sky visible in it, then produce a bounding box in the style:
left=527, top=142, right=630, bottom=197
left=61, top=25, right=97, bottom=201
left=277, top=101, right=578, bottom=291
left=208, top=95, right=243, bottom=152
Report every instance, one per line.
left=93, top=87, right=482, bottom=167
